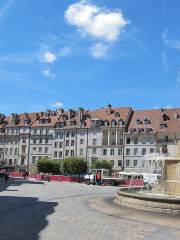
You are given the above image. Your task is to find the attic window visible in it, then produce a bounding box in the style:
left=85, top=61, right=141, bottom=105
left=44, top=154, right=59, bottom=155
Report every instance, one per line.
left=160, top=123, right=168, bottom=129
left=136, top=119, right=142, bottom=125
left=162, top=114, right=169, bottom=121
left=104, top=120, right=110, bottom=127
left=138, top=128, right=144, bottom=133
left=144, top=119, right=150, bottom=125
left=119, top=119, right=125, bottom=127
left=146, top=128, right=153, bottom=133
left=130, top=128, right=136, bottom=134
left=111, top=120, right=117, bottom=127
left=115, top=112, right=120, bottom=117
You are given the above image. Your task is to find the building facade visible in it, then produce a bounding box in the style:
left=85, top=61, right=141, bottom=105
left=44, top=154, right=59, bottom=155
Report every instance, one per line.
left=0, top=106, right=180, bottom=172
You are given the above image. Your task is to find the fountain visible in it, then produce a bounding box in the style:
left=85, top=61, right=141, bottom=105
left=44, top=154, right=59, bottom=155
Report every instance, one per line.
left=116, top=142, right=180, bottom=214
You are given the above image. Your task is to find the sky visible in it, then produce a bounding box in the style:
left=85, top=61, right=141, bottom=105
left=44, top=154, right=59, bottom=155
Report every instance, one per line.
left=0, top=0, right=180, bottom=115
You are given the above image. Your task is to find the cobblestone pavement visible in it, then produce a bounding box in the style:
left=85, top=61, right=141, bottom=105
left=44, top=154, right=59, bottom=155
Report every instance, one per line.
left=0, top=178, right=180, bottom=240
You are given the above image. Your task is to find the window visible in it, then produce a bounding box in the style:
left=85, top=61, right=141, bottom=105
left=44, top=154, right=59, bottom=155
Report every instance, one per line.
left=54, top=151, right=57, bottom=158
left=92, top=148, right=96, bottom=155
left=10, top=148, right=13, bottom=155
left=45, top=138, right=48, bottom=144
left=110, top=149, right=114, bottom=155
left=66, top=132, right=70, bottom=137
left=118, top=160, right=122, bottom=166
left=134, top=148, right=138, bottom=155
left=32, top=156, right=36, bottom=164
left=71, top=150, right=75, bottom=156
left=33, top=147, right=36, bottom=153
left=142, top=138, right=146, bottom=144
left=80, top=139, right=84, bottom=144
left=115, top=112, right=120, bottom=117
left=160, top=123, right=168, bottom=129
left=134, top=138, right=138, bottom=144
left=93, top=138, right=97, bottom=145
left=150, top=148, right=154, bottom=154
left=162, top=145, right=168, bottom=153
left=119, top=139, right=123, bottom=145
left=126, top=138, right=130, bottom=144
left=60, top=133, right=63, bottom=139
left=59, top=151, right=62, bottom=158
left=142, top=148, right=146, bottom=155
left=71, top=140, right=75, bottom=146
left=133, top=160, right=138, bottom=167
left=66, top=140, right=69, bottom=146
left=59, top=142, right=63, bottom=148
left=45, top=147, right=48, bottom=153
left=71, top=131, right=76, bottom=137
left=103, top=149, right=107, bottom=155
left=136, top=119, right=142, bottom=125
left=80, top=149, right=84, bottom=155
left=150, top=137, right=154, bottom=144
left=126, top=148, right=130, bottom=155
left=118, top=148, right=123, bottom=155
left=55, top=133, right=58, bottom=139
left=54, top=142, right=58, bottom=148
left=39, top=138, right=42, bottom=144
left=14, top=148, right=18, bottom=155
left=126, top=160, right=130, bottom=167
left=38, top=156, right=42, bottom=160
left=111, top=120, right=117, bottom=127
left=65, top=150, right=69, bottom=156
left=39, top=147, right=42, bottom=153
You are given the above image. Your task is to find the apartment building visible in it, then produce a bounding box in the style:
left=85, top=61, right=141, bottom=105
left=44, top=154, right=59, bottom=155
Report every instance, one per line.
left=0, top=106, right=180, bottom=172
left=124, top=108, right=180, bottom=172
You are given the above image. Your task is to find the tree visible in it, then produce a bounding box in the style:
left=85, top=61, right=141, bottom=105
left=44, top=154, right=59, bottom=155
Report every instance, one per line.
left=63, top=157, right=87, bottom=182
left=92, top=160, right=113, bottom=171
left=37, top=157, right=61, bottom=174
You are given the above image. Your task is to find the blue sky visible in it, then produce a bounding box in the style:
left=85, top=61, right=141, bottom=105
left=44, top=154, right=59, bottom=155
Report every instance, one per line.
left=0, top=0, right=180, bottom=115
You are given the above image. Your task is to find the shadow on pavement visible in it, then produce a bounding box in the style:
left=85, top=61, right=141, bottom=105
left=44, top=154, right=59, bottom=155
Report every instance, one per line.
left=0, top=178, right=58, bottom=240
left=0, top=177, right=44, bottom=192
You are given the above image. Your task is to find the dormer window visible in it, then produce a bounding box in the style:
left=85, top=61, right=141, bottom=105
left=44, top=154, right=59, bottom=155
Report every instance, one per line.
left=138, top=128, right=144, bottom=133
left=162, top=114, right=169, bottom=121
left=130, top=128, right=137, bottom=134
left=160, top=123, right=168, bottom=129
left=146, top=128, right=153, bottom=133
left=118, top=119, right=125, bottom=127
left=104, top=120, right=110, bottom=127
left=111, top=120, right=117, bottom=127
left=136, top=119, right=142, bottom=125
left=144, top=118, right=150, bottom=125
left=24, top=118, right=31, bottom=125
left=115, top=112, right=120, bottom=118
left=59, top=121, right=65, bottom=128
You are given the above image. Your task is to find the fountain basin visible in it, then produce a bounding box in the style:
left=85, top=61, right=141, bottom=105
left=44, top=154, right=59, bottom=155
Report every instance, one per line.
left=116, top=188, right=180, bottom=214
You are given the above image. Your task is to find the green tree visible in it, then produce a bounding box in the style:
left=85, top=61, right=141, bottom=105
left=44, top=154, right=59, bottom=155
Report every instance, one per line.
left=37, top=157, right=61, bottom=174
left=92, top=160, right=113, bottom=171
left=63, top=157, right=87, bottom=182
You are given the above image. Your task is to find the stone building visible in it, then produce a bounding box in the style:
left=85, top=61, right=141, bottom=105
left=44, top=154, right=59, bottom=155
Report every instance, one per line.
left=0, top=105, right=180, bottom=172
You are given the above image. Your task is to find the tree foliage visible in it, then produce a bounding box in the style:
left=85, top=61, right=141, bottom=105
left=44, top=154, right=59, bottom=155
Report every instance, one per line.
left=37, top=157, right=61, bottom=174
left=63, top=157, right=87, bottom=176
left=92, top=160, right=113, bottom=171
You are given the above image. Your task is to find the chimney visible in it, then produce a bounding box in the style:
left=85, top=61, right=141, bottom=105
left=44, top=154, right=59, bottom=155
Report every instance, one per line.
left=69, top=109, right=75, bottom=119
left=107, top=104, right=112, bottom=115
left=79, top=108, right=84, bottom=122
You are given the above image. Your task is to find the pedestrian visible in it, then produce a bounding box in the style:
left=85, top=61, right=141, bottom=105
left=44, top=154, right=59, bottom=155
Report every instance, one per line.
left=4, top=173, right=9, bottom=182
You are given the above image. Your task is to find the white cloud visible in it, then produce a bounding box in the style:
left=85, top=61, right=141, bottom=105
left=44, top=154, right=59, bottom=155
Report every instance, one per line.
left=165, top=105, right=172, bottom=109
left=52, top=102, right=63, bottom=108
left=90, top=42, right=109, bottom=58
left=42, top=69, right=55, bottom=78
left=162, top=29, right=180, bottom=51
left=65, top=0, right=128, bottom=42
left=43, top=51, right=57, bottom=63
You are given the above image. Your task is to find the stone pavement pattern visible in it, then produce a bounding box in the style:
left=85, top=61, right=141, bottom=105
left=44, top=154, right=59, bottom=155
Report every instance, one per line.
left=0, top=178, right=180, bottom=240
